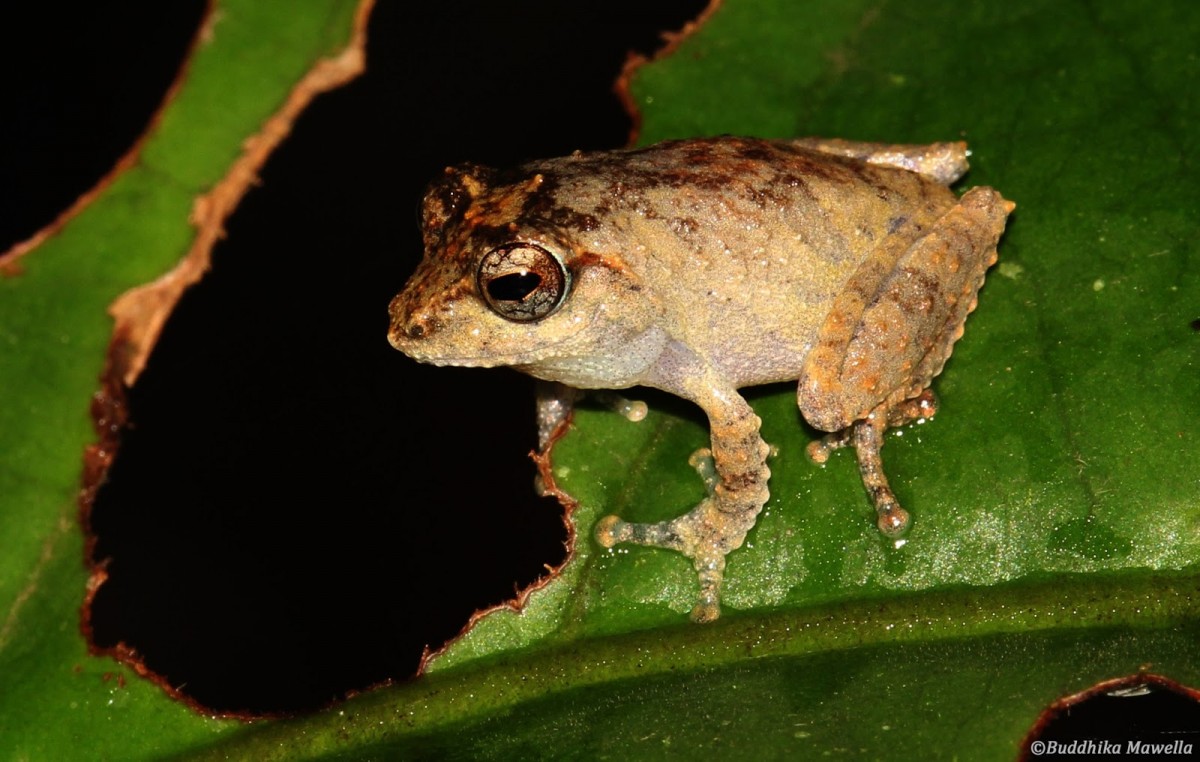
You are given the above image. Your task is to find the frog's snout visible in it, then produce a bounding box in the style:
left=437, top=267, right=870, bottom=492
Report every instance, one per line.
left=388, top=312, right=437, bottom=350
left=387, top=291, right=437, bottom=350
left=387, top=320, right=421, bottom=349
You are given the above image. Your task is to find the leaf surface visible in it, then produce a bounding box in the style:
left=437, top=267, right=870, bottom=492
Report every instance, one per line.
left=199, top=0, right=1200, bottom=758
left=0, top=2, right=367, bottom=757
left=5, top=0, right=1199, bottom=759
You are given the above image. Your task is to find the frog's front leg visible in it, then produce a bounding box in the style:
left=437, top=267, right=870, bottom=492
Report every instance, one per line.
left=595, top=385, right=771, bottom=623
left=536, top=381, right=648, bottom=451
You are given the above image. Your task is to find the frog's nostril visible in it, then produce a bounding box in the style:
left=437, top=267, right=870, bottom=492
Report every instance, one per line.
left=406, top=322, right=426, bottom=339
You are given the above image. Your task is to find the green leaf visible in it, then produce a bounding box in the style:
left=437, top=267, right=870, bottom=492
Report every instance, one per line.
left=423, top=0, right=1200, bottom=654
left=0, top=2, right=365, bottom=757
left=7, top=0, right=1199, bottom=759
left=226, top=0, right=1190, bottom=753
left=197, top=0, right=1199, bottom=758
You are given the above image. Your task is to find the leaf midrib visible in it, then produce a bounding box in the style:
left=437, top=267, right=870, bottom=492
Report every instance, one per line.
left=210, top=568, right=1199, bottom=749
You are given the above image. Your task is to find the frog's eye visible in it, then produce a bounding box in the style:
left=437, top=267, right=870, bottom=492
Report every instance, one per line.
left=477, top=243, right=569, bottom=322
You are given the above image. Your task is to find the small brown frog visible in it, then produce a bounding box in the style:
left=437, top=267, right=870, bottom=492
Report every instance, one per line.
left=388, top=137, right=1013, bottom=622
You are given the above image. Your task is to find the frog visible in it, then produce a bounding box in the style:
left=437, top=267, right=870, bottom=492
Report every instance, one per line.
left=388, top=136, right=1014, bottom=623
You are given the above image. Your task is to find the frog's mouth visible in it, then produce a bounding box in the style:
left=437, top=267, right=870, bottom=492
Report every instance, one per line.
left=388, top=303, right=602, bottom=369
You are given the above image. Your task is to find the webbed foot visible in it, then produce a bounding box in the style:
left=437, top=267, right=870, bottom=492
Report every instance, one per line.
left=596, top=433, right=770, bottom=623
left=595, top=499, right=730, bottom=623
left=593, top=384, right=771, bottom=622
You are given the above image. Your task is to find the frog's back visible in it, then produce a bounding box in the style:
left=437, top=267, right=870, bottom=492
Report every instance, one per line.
left=520, top=138, right=960, bottom=386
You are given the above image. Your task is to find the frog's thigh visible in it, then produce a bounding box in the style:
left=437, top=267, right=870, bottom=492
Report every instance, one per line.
left=786, top=137, right=968, bottom=184
left=798, top=187, right=1012, bottom=431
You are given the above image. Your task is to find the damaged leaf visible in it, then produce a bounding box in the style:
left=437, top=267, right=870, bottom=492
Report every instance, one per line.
left=4, top=0, right=1199, bottom=759
left=205, top=0, right=1200, bottom=757
left=0, top=1, right=368, bottom=757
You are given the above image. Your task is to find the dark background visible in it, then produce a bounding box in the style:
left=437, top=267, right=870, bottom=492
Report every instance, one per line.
left=4, top=0, right=706, bottom=714
left=3, top=0, right=1188, bottom=743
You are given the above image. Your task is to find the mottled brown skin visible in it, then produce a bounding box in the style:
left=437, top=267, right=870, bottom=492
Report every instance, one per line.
left=389, top=136, right=1014, bottom=622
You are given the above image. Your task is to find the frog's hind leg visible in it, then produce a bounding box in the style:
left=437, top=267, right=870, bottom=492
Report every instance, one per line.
left=825, top=390, right=938, bottom=535
left=787, top=137, right=969, bottom=185
left=798, top=188, right=1012, bottom=535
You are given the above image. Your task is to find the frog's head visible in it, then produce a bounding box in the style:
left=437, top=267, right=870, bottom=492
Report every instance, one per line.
left=388, top=164, right=663, bottom=385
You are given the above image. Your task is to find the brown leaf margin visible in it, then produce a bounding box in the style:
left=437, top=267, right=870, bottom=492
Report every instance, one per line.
left=0, top=11, right=197, bottom=279
left=413, top=0, right=723, bottom=676
left=110, top=2, right=375, bottom=389
left=615, top=0, right=723, bottom=146
left=28, top=0, right=379, bottom=720
left=1018, top=672, right=1200, bottom=761
left=415, top=417, right=579, bottom=675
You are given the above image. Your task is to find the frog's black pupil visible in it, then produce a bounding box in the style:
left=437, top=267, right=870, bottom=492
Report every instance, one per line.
left=487, top=271, right=542, bottom=302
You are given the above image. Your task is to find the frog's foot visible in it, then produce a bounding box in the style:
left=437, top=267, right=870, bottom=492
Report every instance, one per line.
left=808, top=392, right=937, bottom=464
left=595, top=500, right=731, bottom=623
left=787, top=137, right=969, bottom=185
left=850, top=404, right=910, bottom=536
left=807, top=390, right=936, bottom=533
left=595, top=448, right=764, bottom=623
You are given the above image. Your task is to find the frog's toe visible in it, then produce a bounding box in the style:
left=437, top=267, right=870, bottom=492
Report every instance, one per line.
left=594, top=391, right=648, bottom=423
left=596, top=504, right=734, bottom=621
left=594, top=514, right=687, bottom=552
left=688, top=550, right=727, bottom=622
left=690, top=598, right=721, bottom=623
left=806, top=428, right=853, bottom=464
left=593, top=514, right=626, bottom=548
left=887, top=389, right=938, bottom=427
left=616, top=397, right=648, bottom=423
left=687, top=448, right=718, bottom=494
left=876, top=501, right=910, bottom=536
